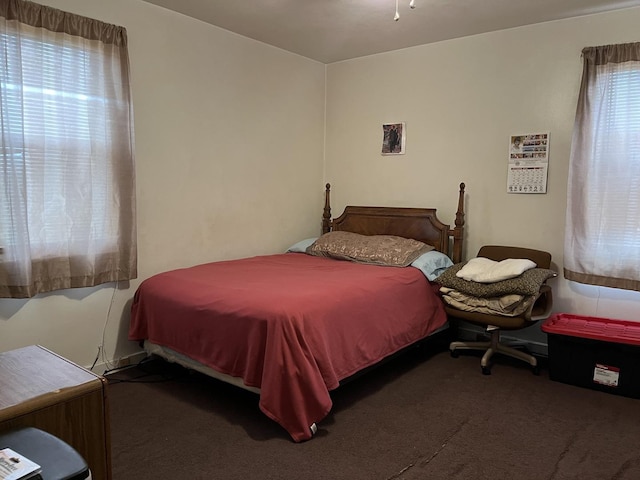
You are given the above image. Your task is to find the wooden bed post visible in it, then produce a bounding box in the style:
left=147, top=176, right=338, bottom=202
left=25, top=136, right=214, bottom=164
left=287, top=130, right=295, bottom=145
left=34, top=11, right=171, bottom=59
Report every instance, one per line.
left=450, top=182, right=466, bottom=264
left=322, top=183, right=331, bottom=234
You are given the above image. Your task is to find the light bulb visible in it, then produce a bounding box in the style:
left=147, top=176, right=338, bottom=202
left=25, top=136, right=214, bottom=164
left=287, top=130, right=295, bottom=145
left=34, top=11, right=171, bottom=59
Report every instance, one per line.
left=394, top=0, right=400, bottom=20
left=410, top=0, right=416, bottom=8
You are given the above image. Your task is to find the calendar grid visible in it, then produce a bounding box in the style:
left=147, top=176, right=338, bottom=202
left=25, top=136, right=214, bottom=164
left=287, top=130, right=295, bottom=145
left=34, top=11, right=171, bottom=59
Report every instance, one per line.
left=507, top=133, right=549, bottom=194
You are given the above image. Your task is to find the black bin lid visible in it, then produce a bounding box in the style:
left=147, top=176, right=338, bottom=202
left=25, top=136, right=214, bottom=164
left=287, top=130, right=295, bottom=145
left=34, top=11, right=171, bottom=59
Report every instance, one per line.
left=0, top=427, right=89, bottom=480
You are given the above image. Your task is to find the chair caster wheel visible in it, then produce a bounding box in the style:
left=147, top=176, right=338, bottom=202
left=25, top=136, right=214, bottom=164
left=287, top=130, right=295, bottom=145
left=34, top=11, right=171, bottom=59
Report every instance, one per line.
left=481, top=366, right=491, bottom=375
left=450, top=349, right=459, bottom=358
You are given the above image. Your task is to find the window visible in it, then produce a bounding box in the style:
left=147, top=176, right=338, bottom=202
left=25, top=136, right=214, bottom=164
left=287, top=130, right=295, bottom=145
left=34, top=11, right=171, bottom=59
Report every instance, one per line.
left=564, top=43, right=640, bottom=291
left=0, top=1, right=136, bottom=298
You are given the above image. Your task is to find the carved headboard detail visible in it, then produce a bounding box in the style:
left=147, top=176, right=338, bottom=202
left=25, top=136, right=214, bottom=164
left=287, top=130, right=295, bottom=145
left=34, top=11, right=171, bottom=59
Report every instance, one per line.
left=321, top=183, right=465, bottom=263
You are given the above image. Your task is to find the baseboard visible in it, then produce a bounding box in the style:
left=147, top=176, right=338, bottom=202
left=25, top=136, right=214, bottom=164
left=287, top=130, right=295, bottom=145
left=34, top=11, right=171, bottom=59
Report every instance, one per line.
left=89, top=350, right=148, bottom=375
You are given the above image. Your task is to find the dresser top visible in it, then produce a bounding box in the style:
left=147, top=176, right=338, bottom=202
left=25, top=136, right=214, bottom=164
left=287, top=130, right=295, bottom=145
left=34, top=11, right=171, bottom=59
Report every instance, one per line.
left=0, top=345, right=103, bottom=413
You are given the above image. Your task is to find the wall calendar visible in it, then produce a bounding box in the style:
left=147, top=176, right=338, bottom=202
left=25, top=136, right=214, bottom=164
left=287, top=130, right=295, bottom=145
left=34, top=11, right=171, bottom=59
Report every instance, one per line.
left=507, top=132, right=549, bottom=194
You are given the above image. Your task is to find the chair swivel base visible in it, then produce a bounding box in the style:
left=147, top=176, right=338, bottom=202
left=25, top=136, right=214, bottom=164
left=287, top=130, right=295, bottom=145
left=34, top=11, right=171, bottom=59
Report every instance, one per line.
left=450, top=335, right=539, bottom=375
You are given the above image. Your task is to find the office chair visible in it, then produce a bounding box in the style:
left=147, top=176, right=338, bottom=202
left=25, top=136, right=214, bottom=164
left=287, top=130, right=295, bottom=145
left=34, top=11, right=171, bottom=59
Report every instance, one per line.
left=446, top=245, right=553, bottom=375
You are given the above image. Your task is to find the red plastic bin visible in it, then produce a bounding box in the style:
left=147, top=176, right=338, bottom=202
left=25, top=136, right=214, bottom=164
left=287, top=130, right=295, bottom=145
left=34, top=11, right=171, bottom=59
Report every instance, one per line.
left=542, top=313, right=640, bottom=398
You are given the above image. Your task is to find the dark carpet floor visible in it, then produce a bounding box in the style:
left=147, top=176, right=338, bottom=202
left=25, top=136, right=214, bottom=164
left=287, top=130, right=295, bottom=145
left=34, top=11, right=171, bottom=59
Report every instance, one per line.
left=107, top=345, right=640, bottom=480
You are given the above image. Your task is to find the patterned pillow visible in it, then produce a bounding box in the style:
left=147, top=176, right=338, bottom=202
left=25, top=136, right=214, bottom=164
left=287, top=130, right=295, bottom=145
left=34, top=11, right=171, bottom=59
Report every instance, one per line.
left=306, top=231, right=434, bottom=267
left=436, top=262, right=556, bottom=297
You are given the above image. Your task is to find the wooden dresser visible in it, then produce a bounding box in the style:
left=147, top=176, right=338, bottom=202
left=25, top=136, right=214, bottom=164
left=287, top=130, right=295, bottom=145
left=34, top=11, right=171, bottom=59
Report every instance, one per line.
left=0, top=345, right=112, bottom=480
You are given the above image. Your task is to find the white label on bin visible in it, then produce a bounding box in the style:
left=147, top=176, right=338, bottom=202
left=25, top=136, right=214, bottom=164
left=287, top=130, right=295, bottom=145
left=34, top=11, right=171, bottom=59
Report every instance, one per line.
left=593, top=363, right=620, bottom=387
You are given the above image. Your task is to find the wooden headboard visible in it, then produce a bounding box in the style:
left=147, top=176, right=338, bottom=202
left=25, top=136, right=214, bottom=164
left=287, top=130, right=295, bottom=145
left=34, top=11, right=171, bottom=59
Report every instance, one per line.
left=321, top=183, right=466, bottom=263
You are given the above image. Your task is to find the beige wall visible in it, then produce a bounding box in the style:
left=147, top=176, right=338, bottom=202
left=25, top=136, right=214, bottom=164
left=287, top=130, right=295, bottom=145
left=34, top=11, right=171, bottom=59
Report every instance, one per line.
left=0, top=0, right=326, bottom=369
left=325, top=8, right=640, bottom=347
left=2, top=3, right=640, bottom=366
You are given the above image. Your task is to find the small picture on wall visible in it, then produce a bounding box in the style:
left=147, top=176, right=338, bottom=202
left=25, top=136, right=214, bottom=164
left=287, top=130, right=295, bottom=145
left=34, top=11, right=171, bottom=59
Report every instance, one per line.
left=381, top=123, right=406, bottom=155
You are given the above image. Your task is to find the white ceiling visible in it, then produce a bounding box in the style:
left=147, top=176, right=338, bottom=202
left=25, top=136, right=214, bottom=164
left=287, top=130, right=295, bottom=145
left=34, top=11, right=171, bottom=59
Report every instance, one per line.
left=140, top=0, right=640, bottom=64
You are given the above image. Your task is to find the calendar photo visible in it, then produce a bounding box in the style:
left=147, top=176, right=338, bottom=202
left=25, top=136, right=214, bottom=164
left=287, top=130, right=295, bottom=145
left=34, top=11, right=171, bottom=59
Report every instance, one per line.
left=507, top=132, right=549, bottom=194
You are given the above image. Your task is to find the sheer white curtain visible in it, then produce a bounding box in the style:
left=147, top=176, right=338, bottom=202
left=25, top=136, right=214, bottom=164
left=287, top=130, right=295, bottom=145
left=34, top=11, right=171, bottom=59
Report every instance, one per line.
left=0, top=0, right=136, bottom=298
left=564, top=43, right=640, bottom=291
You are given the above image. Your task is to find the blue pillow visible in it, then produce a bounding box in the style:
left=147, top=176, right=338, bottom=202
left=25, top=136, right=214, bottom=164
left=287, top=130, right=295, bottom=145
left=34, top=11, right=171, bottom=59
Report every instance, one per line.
left=411, top=250, right=454, bottom=281
left=286, top=237, right=318, bottom=253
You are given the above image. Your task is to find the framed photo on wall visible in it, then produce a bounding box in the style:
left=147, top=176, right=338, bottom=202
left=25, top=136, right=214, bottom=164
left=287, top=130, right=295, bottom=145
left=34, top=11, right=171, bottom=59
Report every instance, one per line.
left=381, top=122, right=406, bottom=155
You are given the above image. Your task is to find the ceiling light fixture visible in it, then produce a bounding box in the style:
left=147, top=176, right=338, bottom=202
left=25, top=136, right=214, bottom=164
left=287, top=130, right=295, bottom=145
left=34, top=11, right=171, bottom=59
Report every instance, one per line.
left=395, top=0, right=416, bottom=21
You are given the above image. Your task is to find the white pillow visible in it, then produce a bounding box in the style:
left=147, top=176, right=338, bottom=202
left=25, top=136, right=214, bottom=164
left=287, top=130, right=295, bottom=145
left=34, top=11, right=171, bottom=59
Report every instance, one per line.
left=456, top=256, right=536, bottom=283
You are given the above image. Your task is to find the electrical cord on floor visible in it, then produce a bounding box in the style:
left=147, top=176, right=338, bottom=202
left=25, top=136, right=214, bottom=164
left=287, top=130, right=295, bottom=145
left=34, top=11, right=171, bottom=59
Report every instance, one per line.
left=104, top=356, right=196, bottom=385
left=103, top=362, right=137, bottom=376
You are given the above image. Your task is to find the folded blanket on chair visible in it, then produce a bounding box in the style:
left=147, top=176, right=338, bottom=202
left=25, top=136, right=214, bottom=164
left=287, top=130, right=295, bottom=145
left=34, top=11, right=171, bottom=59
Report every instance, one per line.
left=440, top=287, right=536, bottom=316
left=436, top=262, right=556, bottom=297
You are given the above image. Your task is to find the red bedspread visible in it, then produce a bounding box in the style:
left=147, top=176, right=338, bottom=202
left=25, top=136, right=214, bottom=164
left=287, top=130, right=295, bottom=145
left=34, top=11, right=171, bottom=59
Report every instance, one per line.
left=129, top=253, right=446, bottom=441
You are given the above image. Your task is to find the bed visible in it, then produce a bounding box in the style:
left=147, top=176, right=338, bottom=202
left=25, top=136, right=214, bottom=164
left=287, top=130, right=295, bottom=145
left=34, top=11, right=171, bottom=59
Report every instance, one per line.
left=129, top=182, right=466, bottom=442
